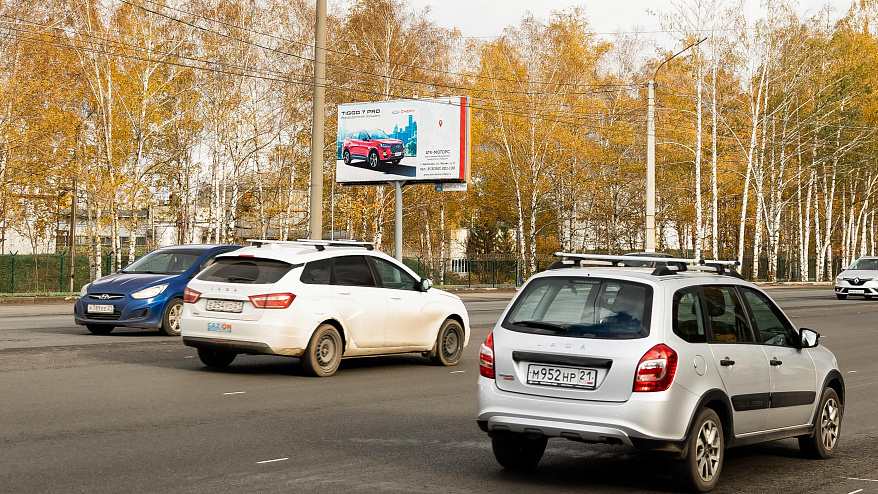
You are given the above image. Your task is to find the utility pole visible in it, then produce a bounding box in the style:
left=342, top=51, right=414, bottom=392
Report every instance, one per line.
left=646, top=81, right=656, bottom=253
left=308, top=0, right=326, bottom=240
left=68, top=180, right=77, bottom=292
left=645, top=37, right=707, bottom=253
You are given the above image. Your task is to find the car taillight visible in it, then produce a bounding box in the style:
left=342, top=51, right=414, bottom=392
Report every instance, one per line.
left=633, top=344, right=678, bottom=392
left=479, top=332, right=495, bottom=379
left=249, top=293, right=295, bottom=309
left=183, top=287, right=201, bottom=303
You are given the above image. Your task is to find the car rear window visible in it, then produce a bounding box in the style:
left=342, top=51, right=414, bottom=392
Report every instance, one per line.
left=502, top=277, right=652, bottom=339
left=197, top=257, right=295, bottom=284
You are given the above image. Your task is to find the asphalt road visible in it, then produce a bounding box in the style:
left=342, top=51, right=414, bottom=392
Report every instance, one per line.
left=1, top=287, right=876, bottom=494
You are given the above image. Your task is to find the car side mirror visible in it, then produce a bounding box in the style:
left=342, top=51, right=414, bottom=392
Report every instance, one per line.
left=800, top=328, right=820, bottom=348
left=419, top=278, right=433, bottom=292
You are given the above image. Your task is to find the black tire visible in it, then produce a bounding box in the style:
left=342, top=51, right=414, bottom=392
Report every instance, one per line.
left=301, top=324, right=343, bottom=377
left=391, top=159, right=401, bottom=165
left=491, top=431, right=547, bottom=470
left=159, top=298, right=184, bottom=336
left=836, top=294, right=847, bottom=300
left=197, top=348, right=236, bottom=368
left=368, top=150, right=379, bottom=168
left=430, top=319, right=464, bottom=366
left=799, top=388, right=842, bottom=459
left=674, top=408, right=724, bottom=493
left=86, top=324, right=114, bottom=335
left=343, top=149, right=351, bottom=165
left=865, top=295, right=873, bottom=300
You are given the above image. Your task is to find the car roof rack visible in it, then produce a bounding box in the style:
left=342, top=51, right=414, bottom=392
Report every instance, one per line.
left=549, top=252, right=743, bottom=278
left=246, top=239, right=374, bottom=251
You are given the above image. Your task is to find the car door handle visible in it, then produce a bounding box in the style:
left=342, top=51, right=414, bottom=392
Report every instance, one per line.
left=338, top=291, right=351, bottom=296
left=390, top=296, right=402, bottom=300
left=770, top=358, right=783, bottom=366
left=720, top=358, right=735, bottom=366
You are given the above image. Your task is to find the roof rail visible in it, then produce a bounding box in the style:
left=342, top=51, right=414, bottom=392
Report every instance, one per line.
left=550, top=252, right=743, bottom=278
left=246, top=239, right=374, bottom=251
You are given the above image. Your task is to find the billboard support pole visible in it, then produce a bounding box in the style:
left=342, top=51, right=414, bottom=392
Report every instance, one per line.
left=392, top=181, right=405, bottom=261
left=308, top=0, right=326, bottom=240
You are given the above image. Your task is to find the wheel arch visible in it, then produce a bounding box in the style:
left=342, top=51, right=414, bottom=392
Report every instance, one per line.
left=687, top=389, right=734, bottom=447
left=318, top=318, right=348, bottom=354
left=822, top=369, right=845, bottom=406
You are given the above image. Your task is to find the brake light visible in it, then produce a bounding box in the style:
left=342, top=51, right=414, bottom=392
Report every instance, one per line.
left=479, top=332, right=495, bottom=379
left=633, top=344, right=678, bottom=392
left=249, top=293, right=295, bottom=309
left=183, top=287, right=201, bottom=303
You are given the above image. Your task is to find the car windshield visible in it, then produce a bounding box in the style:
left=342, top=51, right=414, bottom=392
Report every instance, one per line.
left=122, top=250, right=205, bottom=275
left=368, top=129, right=389, bottom=139
left=502, top=277, right=652, bottom=339
left=848, top=258, right=878, bottom=270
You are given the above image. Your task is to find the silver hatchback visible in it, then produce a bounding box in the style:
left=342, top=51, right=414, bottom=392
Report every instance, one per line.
left=477, top=254, right=844, bottom=492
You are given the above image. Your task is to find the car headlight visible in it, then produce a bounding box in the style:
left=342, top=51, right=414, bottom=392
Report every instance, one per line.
left=80, top=283, right=90, bottom=297
left=836, top=276, right=842, bottom=282
left=131, top=283, right=169, bottom=300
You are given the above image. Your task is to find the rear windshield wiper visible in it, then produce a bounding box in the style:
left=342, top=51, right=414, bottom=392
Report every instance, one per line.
left=513, top=320, right=570, bottom=332
left=227, top=275, right=256, bottom=283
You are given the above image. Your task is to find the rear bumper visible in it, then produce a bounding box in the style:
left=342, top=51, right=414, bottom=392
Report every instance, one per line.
left=476, top=376, right=699, bottom=449
left=180, top=309, right=317, bottom=356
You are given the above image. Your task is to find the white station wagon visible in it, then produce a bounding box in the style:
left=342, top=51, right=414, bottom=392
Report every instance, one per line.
left=180, top=239, right=470, bottom=377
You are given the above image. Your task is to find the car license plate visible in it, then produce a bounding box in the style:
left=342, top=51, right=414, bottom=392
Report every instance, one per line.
left=394, top=152, right=403, bottom=156
left=848, top=289, right=865, bottom=294
left=87, top=304, right=114, bottom=314
left=526, top=364, right=597, bottom=390
left=205, top=299, right=244, bottom=313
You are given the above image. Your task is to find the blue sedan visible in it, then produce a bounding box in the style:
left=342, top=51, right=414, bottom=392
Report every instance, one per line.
left=74, top=245, right=240, bottom=335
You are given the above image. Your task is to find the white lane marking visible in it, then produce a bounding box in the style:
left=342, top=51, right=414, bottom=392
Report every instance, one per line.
left=450, top=370, right=466, bottom=374
left=845, top=477, right=878, bottom=482
left=256, top=457, right=289, bottom=464
left=846, top=489, right=863, bottom=494
left=847, top=370, right=857, bottom=373
left=223, top=391, right=246, bottom=395
left=184, top=356, right=195, bottom=359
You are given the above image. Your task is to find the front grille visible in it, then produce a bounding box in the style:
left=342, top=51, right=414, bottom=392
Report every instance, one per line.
left=89, top=293, right=125, bottom=300
left=390, top=143, right=404, bottom=153
left=86, top=312, right=122, bottom=321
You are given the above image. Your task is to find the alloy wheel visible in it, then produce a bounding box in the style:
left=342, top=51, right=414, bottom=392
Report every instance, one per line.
left=695, top=419, right=722, bottom=482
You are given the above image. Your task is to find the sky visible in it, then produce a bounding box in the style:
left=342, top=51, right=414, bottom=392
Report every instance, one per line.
left=404, top=0, right=854, bottom=52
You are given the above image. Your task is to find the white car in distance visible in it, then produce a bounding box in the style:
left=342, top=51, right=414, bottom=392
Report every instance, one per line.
left=180, top=239, right=470, bottom=377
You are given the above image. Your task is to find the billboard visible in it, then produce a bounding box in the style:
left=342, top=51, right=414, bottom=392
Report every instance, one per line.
left=336, top=96, right=470, bottom=185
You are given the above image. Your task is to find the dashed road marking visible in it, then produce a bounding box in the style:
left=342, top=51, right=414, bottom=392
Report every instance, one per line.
left=846, top=489, right=863, bottom=494
left=845, top=477, right=878, bottom=482
left=450, top=370, right=466, bottom=374
left=256, top=457, right=289, bottom=464
left=223, top=391, right=246, bottom=395
left=184, top=356, right=194, bottom=359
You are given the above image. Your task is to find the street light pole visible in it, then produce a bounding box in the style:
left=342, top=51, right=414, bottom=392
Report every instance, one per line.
left=645, top=37, right=707, bottom=253
left=308, top=0, right=326, bottom=240
left=646, top=81, right=656, bottom=253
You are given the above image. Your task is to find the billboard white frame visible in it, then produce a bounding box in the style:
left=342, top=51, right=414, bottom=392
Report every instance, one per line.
left=335, top=96, right=471, bottom=185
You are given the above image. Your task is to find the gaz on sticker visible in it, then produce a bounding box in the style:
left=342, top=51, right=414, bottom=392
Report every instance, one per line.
left=207, top=322, right=232, bottom=333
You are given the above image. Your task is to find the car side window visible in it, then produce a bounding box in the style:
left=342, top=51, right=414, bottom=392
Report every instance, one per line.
left=301, top=258, right=331, bottom=285
left=370, top=257, right=417, bottom=290
left=198, top=248, right=235, bottom=272
left=673, top=288, right=707, bottom=343
left=358, top=131, right=368, bottom=140
left=740, top=287, right=797, bottom=346
left=702, top=285, right=755, bottom=343
left=331, top=256, right=376, bottom=287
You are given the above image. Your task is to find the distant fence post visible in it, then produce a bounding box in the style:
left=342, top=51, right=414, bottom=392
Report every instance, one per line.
left=59, top=252, right=66, bottom=292
left=10, top=252, right=17, bottom=294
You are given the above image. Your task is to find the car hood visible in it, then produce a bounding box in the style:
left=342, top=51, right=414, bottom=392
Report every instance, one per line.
left=88, top=272, right=179, bottom=293
left=838, top=270, right=878, bottom=280
left=375, top=138, right=403, bottom=145
left=431, top=288, right=461, bottom=301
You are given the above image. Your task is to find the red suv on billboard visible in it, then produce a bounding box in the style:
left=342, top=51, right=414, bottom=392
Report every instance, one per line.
left=342, top=129, right=405, bottom=168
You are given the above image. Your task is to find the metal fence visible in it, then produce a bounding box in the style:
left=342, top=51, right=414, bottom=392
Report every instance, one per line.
left=0, top=249, right=147, bottom=294
left=0, top=251, right=849, bottom=295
